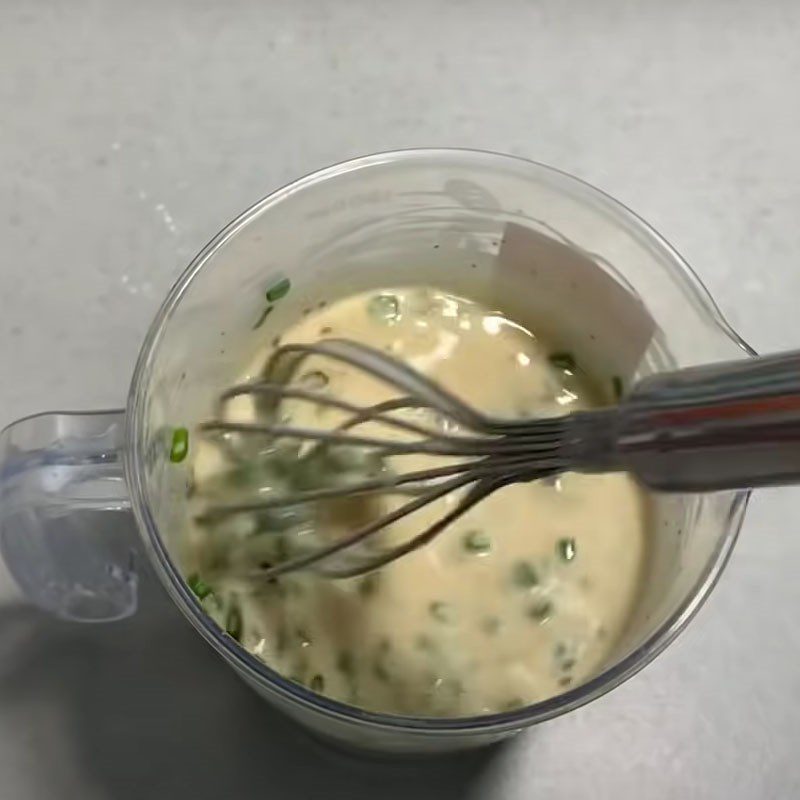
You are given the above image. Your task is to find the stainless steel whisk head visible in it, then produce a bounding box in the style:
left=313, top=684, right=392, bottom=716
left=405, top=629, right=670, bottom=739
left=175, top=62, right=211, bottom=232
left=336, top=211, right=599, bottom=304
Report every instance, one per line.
left=195, top=338, right=572, bottom=579
left=194, top=342, right=800, bottom=579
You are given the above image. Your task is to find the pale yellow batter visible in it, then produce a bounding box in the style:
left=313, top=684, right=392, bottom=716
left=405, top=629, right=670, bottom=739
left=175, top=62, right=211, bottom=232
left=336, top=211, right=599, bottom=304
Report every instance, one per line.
left=184, top=287, right=648, bottom=717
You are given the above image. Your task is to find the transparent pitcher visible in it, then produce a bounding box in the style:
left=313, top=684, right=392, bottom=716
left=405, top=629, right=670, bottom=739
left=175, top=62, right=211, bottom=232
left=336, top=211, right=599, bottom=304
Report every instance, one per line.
left=0, top=149, right=753, bottom=753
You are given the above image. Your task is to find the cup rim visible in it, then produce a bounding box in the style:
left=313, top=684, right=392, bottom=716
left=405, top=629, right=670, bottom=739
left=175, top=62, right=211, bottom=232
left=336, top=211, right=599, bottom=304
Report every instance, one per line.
left=125, top=147, right=754, bottom=735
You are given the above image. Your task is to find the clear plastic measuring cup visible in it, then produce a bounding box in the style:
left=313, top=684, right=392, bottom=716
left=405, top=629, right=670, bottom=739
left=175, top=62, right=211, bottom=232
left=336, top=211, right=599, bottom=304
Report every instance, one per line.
left=0, top=149, right=752, bottom=753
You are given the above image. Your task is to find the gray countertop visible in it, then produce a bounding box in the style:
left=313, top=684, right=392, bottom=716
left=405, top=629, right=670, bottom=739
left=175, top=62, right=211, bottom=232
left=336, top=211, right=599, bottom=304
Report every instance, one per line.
left=2, top=1, right=800, bottom=797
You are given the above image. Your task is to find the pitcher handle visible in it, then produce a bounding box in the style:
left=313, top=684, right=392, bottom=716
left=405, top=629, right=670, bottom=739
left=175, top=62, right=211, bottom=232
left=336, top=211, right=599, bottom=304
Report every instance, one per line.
left=0, top=409, right=138, bottom=622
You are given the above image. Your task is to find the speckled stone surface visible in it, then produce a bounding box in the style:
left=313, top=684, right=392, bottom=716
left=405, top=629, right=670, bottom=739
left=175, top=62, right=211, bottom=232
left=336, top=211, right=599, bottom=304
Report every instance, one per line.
left=2, top=1, right=800, bottom=797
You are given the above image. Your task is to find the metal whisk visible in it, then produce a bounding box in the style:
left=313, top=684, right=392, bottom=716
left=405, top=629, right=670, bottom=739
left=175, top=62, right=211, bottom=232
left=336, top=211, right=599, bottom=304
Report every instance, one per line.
left=196, top=341, right=800, bottom=579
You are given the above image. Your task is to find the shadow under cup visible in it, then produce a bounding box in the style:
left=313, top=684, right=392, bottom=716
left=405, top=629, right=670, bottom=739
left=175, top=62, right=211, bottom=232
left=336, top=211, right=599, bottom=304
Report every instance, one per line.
left=6, top=150, right=754, bottom=754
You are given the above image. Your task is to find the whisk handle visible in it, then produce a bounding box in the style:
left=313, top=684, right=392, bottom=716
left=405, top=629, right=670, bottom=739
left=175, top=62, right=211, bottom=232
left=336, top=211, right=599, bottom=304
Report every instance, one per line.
left=615, top=350, right=800, bottom=491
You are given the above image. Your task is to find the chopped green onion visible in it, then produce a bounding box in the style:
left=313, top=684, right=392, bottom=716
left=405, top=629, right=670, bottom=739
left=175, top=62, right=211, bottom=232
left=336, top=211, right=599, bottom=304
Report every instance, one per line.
left=358, top=572, right=381, bottom=598
left=548, top=352, right=576, bottom=372
left=553, top=643, right=578, bottom=673
left=252, top=304, right=274, bottom=329
left=463, top=529, right=491, bottom=555
left=429, top=601, right=453, bottom=623
left=367, top=293, right=401, bottom=325
left=557, top=537, right=577, bottom=562
left=511, top=561, right=539, bottom=588
left=612, top=375, right=624, bottom=400
left=225, top=602, right=243, bottom=641
left=336, top=650, right=354, bottom=675
left=528, top=599, right=554, bottom=621
left=310, top=674, right=325, bottom=692
left=266, top=277, right=291, bottom=302
left=187, top=572, right=212, bottom=600
left=169, top=427, right=189, bottom=463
